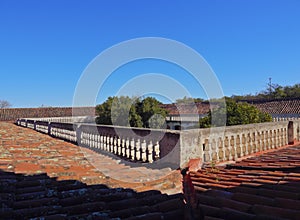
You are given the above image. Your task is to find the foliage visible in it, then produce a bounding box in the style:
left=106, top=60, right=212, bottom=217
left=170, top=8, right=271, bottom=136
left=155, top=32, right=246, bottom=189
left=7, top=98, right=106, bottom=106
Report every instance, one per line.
left=0, top=100, right=12, bottom=108
left=199, top=98, right=272, bottom=128
left=96, top=96, right=168, bottom=128
left=231, top=83, right=300, bottom=101
left=176, top=96, right=204, bottom=104
left=95, top=96, right=142, bottom=127
left=136, top=97, right=168, bottom=129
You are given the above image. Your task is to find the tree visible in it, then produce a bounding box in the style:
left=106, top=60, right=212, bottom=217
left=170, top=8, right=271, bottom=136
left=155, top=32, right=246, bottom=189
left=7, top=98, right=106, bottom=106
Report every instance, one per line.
left=176, top=96, right=204, bottom=104
left=199, top=98, right=272, bottom=128
left=0, top=100, right=12, bottom=108
left=95, top=96, right=168, bottom=128
left=231, top=83, right=300, bottom=102
left=136, top=97, right=169, bottom=129
left=95, top=96, right=142, bottom=127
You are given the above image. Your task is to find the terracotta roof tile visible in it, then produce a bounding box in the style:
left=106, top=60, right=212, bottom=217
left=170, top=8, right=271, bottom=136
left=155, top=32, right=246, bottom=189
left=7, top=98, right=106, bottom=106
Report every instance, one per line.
left=188, top=141, right=300, bottom=219
left=2, top=121, right=300, bottom=219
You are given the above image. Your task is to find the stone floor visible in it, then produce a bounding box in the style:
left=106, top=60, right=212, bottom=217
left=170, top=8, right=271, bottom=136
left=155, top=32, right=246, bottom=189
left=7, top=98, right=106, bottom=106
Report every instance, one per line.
left=0, top=122, right=181, bottom=194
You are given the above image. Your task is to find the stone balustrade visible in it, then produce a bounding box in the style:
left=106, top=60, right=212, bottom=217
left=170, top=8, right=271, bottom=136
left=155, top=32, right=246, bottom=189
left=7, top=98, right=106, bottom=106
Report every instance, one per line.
left=16, top=118, right=179, bottom=166
left=273, top=116, right=300, bottom=122
left=16, top=118, right=300, bottom=168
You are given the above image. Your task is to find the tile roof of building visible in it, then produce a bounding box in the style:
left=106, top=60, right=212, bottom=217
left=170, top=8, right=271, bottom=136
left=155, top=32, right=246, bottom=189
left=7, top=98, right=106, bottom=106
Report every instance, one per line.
left=0, top=171, right=184, bottom=219
left=188, top=143, right=300, bottom=220
left=253, top=99, right=300, bottom=115
left=1, top=121, right=300, bottom=219
left=162, top=102, right=217, bottom=115
left=0, top=122, right=183, bottom=219
left=162, top=99, right=300, bottom=116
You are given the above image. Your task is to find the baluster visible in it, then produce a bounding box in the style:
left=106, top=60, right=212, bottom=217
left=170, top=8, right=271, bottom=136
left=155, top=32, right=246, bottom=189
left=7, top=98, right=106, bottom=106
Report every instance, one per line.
left=113, top=136, right=118, bottom=154
left=233, top=136, right=237, bottom=160
left=121, top=138, right=126, bottom=157
left=141, top=140, right=147, bottom=162
left=96, top=135, right=100, bottom=148
left=154, top=141, right=160, bottom=160
left=117, top=137, right=121, bottom=155
left=125, top=138, right=130, bottom=158
left=147, top=140, right=154, bottom=163
left=103, top=135, right=107, bottom=151
left=100, top=135, right=104, bottom=150
left=130, top=138, right=135, bottom=160
left=270, top=131, right=274, bottom=149
left=238, top=135, right=243, bottom=157
left=135, top=139, right=141, bottom=161
left=109, top=136, right=113, bottom=152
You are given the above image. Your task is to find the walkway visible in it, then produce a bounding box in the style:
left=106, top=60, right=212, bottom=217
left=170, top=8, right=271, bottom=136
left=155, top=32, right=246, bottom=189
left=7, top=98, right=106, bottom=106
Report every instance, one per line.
left=0, top=122, right=181, bottom=194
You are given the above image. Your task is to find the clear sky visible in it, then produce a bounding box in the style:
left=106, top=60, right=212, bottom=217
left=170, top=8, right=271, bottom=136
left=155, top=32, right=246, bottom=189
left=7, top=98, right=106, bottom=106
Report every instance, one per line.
left=0, top=0, right=299, bottom=108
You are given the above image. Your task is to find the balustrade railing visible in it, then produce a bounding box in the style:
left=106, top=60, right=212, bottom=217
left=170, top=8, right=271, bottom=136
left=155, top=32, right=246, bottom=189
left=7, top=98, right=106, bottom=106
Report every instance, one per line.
left=198, top=121, right=290, bottom=164
left=16, top=117, right=300, bottom=168
left=16, top=118, right=179, bottom=165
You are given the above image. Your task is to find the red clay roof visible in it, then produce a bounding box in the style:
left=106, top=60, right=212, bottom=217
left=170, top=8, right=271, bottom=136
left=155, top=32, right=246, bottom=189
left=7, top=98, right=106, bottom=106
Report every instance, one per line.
left=163, top=99, right=300, bottom=115
left=162, top=102, right=217, bottom=115
left=189, top=144, right=300, bottom=220
left=1, top=122, right=300, bottom=219
left=251, top=99, right=300, bottom=115
left=0, top=122, right=183, bottom=219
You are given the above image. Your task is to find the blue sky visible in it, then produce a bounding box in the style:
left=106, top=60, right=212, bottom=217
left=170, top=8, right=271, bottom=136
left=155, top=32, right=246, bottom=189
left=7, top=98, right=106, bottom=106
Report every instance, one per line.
left=0, top=0, right=299, bottom=108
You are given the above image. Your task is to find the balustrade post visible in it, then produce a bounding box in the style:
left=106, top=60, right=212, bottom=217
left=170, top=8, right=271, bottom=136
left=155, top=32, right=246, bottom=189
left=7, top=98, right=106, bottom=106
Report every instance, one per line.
left=76, top=125, right=81, bottom=146
left=141, top=140, right=147, bottom=162
left=109, top=136, right=113, bottom=152
left=130, top=138, right=135, bottom=160
left=121, top=138, right=126, bottom=157
left=154, top=141, right=160, bottom=160
left=117, top=137, right=121, bottom=155
left=203, top=140, right=210, bottom=162
left=135, top=139, right=141, bottom=161
left=125, top=138, right=130, bottom=158
left=233, top=136, right=238, bottom=160
left=103, top=135, right=107, bottom=151
left=147, top=140, right=154, bottom=163
left=100, top=135, right=104, bottom=150
left=113, top=136, right=118, bottom=154
left=228, top=137, right=233, bottom=161
left=238, top=135, right=243, bottom=157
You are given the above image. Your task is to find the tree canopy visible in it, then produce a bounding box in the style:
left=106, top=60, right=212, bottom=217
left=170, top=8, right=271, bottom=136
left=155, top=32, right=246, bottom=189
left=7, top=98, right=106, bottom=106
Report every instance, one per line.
left=175, top=96, right=204, bottom=104
left=95, top=96, right=168, bottom=129
left=0, top=100, right=12, bottom=108
left=199, top=98, right=272, bottom=128
left=231, top=83, right=300, bottom=102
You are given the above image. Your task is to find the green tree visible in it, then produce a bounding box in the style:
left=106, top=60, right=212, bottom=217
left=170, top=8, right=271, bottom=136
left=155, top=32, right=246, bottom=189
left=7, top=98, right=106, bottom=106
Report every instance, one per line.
left=176, top=96, right=204, bottom=104
left=199, top=98, right=272, bottom=128
left=95, top=96, right=142, bottom=127
left=96, top=96, right=168, bottom=128
left=136, top=97, right=168, bottom=129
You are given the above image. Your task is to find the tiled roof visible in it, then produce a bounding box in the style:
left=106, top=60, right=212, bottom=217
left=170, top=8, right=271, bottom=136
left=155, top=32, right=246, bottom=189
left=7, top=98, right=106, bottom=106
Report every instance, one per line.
left=227, top=145, right=300, bottom=171
left=188, top=144, right=300, bottom=220
left=253, top=99, right=300, bottom=115
left=162, top=99, right=300, bottom=116
left=2, top=121, right=300, bottom=219
left=0, top=171, right=184, bottom=219
left=162, top=102, right=217, bottom=115
left=0, top=122, right=184, bottom=219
